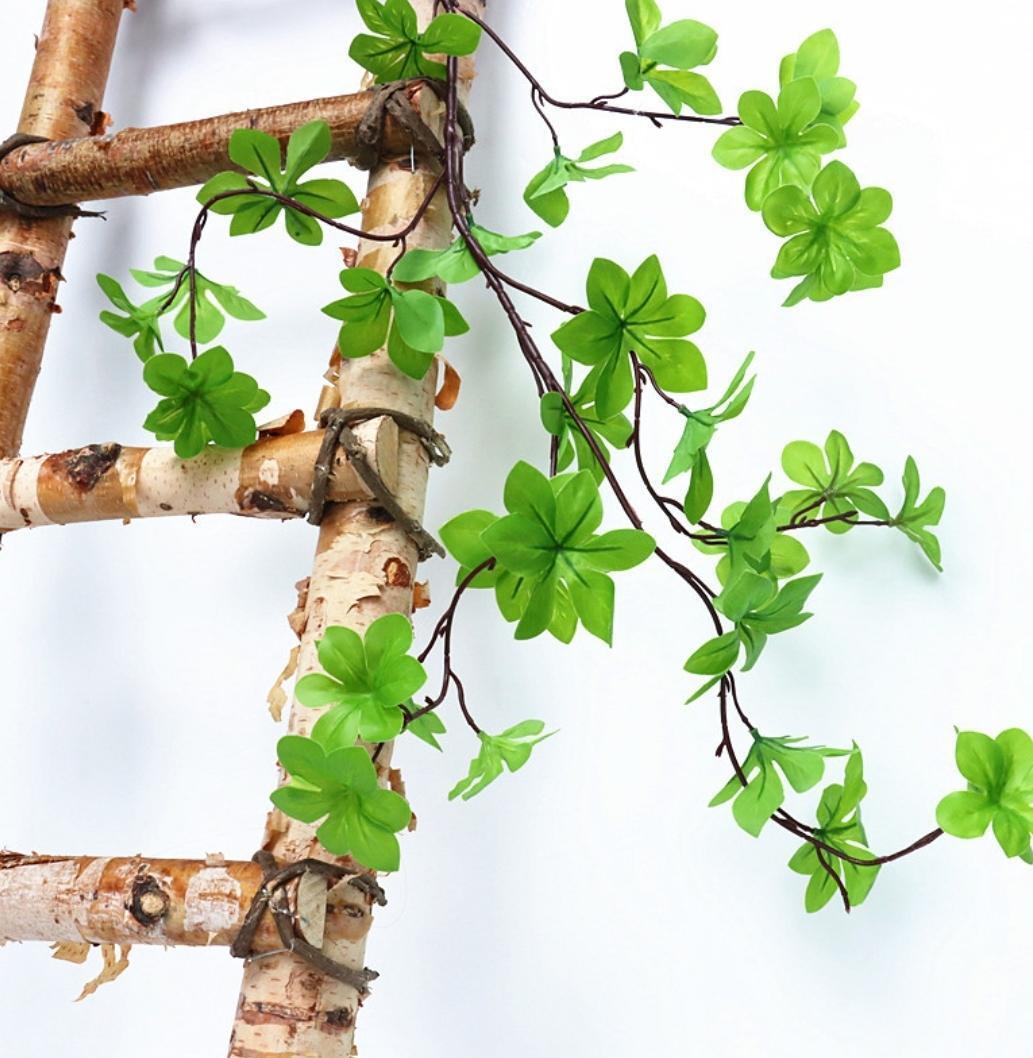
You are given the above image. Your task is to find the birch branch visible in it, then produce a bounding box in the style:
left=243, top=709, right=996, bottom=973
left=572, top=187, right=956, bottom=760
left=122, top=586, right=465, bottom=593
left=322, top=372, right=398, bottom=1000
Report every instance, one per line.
left=0, top=0, right=125, bottom=458
left=0, top=853, right=372, bottom=951
left=227, top=21, right=485, bottom=1055
left=0, top=417, right=398, bottom=532
left=0, top=91, right=423, bottom=208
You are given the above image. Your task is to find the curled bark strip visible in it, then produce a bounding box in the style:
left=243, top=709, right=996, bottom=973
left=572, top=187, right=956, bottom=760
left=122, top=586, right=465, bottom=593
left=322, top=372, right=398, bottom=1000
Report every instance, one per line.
left=0, top=87, right=446, bottom=208
left=0, top=420, right=399, bottom=532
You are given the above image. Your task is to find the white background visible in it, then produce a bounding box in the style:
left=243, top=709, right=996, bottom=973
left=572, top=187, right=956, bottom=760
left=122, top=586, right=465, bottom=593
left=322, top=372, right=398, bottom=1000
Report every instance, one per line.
left=1, top=1, right=1031, bottom=1055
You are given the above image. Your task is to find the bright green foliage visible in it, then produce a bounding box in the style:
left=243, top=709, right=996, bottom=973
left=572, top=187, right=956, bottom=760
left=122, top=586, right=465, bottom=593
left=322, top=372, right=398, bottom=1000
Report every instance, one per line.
left=552, top=256, right=707, bottom=419
left=295, top=615, right=427, bottom=750
left=663, top=352, right=755, bottom=522
left=890, top=457, right=946, bottom=571
left=539, top=362, right=632, bottom=484
left=712, top=79, right=840, bottom=210
left=393, top=224, right=541, bottom=285
left=523, top=132, right=634, bottom=227
left=619, top=0, right=721, bottom=115
left=449, top=719, right=555, bottom=800
left=322, top=267, right=469, bottom=379
left=97, top=274, right=167, bottom=362
left=407, top=710, right=447, bottom=751
left=349, top=0, right=481, bottom=82
left=788, top=745, right=880, bottom=911
left=142, top=346, right=269, bottom=460
left=271, top=736, right=411, bottom=871
left=781, top=429, right=889, bottom=531
left=440, top=462, right=655, bottom=644
left=763, top=160, right=900, bottom=306
left=936, top=729, right=1033, bottom=862
left=779, top=29, right=859, bottom=147
left=196, top=120, right=359, bottom=246
left=710, top=730, right=848, bottom=837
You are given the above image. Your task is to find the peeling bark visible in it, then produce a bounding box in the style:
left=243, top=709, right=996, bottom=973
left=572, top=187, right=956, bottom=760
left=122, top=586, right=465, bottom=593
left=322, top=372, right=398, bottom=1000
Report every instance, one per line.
left=227, top=8, right=484, bottom=1055
left=0, top=0, right=124, bottom=458
left=0, top=91, right=422, bottom=208
left=0, top=418, right=398, bottom=532
left=0, top=853, right=372, bottom=951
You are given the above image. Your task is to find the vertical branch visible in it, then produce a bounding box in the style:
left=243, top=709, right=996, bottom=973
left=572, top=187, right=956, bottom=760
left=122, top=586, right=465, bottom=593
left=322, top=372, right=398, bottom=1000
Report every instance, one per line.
left=226, top=6, right=485, bottom=1056
left=0, top=0, right=125, bottom=457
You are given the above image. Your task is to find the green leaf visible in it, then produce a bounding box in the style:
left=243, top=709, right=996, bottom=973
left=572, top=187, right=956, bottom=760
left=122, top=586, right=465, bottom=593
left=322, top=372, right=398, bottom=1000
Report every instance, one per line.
left=937, top=728, right=1033, bottom=859
left=393, top=223, right=541, bottom=285
left=684, top=631, right=739, bottom=676
left=552, top=256, right=707, bottom=418
left=780, top=29, right=859, bottom=147
left=890, top=456, right=946, bottom=570
left=764, top=161, right=900, bottom=303
left=406, top=709, right=446, bottom=751
left=449, top=720, right=555, bottom=801
left=272, top=738, right=411, bottom=870
left=96, top=274, right=166, bottom=362
left=296, top=614, right=427, bottom=749
left=142, top=346, right=269, bottom=459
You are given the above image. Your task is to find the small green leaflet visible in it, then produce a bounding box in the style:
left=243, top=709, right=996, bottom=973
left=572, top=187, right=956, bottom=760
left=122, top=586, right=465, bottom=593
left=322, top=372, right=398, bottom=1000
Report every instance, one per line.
left=539, top=359, right=632, bottom=485
left=349, top=0, right=481, bottom=82
left=779, top=29, right=859, bottom=148
left=936, top=729, right=1033, bottom=862
left=272, top=736, right=412, bottom=871
left=763, top=160, right=900, bottom=306
left=129, top=255, right=264, bottom=347
left=710, top=730, right=848, bottom=837
left=96, top=274, right=167, bottom=362
left=449, top=719, right=555, bottom=800
left=788, top=744, right=880, bottom=912
left=406, top=708, right=447, bottom=751
left=552, top=255, right=707, bottom=419
left=780, top=429, right=889, bottom=532
left=890, top=456, right=945, bottom=571
left=619, top=1, right=722, bottom=116
left=523, top=132, right=634, bottom=227
left=663, top=352, right=756, bottom=522
left=295, top=614, right=428, bottom=750
left=712, top=79, right=840, bottom=211
left=322, top=267, right=469, bottom=380
left=197, top=120, right=360, bottom=246
left=440, top=462, right=656, bottom=644
left=142, top=345, right=270, bottom=460
left=392, top=224, right=541, bottom=286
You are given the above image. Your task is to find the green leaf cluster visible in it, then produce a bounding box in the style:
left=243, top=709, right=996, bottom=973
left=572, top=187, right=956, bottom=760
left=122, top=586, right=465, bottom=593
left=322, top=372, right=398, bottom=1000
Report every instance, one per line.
left=197, top=120, right=359, bottom=245
left=322, top=267, right=469, bottom=379
left=788, top=745, right=880, bottom=911
left=393, top=223, right=541, bottom=286
left=552, top=255, right=707, bottom=419
left=523, top=132, right=633, bottom=227
left=142, top=346, right=269, bottom=459
left=440, top=461, right=655, bottom=644
left=890, top=456, right=946, bottom=571
left=710, top=730, right=848, bottom=837
left=349, top=0, right=481, bottom=82
left=936, top=729, right=1033, bottom=862
left=663, top=352, right=755, bottom=522
left=449, top=719, right=555, bottom=801
left=295, top=614, right=428, bottom=749
left=763, top=160, right=900, bottom=305
left=272, top=736, right=411, bottom=871
left=778, top=29, right=859, bottom=147
left=619, top=0, right=721, bottom=115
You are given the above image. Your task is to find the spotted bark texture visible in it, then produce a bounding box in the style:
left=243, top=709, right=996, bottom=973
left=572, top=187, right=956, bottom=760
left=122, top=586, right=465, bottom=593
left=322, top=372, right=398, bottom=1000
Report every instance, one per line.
left=0, top=0, right=124, bottom=457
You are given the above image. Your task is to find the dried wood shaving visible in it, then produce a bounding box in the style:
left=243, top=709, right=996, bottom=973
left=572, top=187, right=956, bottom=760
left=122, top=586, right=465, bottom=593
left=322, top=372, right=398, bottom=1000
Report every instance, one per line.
left=267, top=646, right=300, bottom=721
left=73, top=943, right=132, bottom=1001
left=258, top=409, right=306, bottom=438
left=205, top=852, right=227, bottom=867
left=50, top=941, right=90, bottom=965
left=412, top=580, right=431, bottom=610
left=435, top=357, right=461, bottom=411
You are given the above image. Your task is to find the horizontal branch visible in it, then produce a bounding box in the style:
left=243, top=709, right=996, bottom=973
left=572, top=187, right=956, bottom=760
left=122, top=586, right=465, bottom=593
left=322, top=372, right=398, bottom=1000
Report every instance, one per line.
left=0, top=89, right=426, bottom=206
left=0, top=852, right=374, bottom=950
left=0, top=417, right=398, bottom=532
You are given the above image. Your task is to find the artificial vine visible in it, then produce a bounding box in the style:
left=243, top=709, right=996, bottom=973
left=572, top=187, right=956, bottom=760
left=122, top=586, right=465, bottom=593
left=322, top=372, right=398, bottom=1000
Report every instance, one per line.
left=93, top=0, right=1032, bottom=912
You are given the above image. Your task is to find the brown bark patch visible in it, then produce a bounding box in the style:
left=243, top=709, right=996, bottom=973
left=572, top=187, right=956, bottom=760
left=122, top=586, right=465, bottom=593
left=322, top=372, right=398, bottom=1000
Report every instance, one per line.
left=236, top=486, right=291, bottom=514
left=128, top=874, right=169, bottom=926
left=0, top=251, right=61, bottom=300
left=50, top=443, right=122, bottom=492
left=382, top=556, right=411, bottom=587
